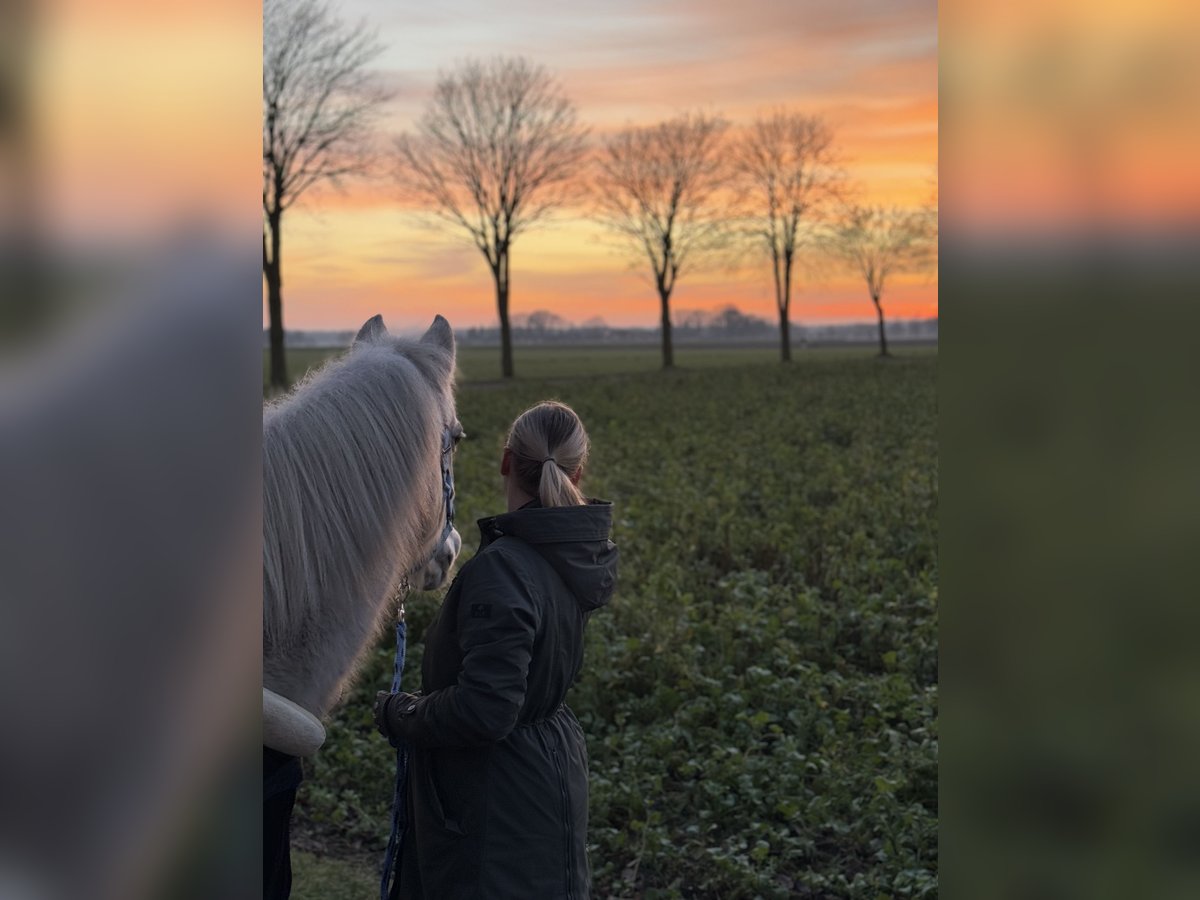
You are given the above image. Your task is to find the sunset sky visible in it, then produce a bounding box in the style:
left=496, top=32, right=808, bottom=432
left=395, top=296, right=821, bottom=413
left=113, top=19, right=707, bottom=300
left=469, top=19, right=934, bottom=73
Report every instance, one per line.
left=278, top=0, right=938, bottom=332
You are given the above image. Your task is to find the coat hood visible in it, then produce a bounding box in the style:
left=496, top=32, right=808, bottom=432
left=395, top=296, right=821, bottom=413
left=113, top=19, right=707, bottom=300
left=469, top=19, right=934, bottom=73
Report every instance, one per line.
left=477, top=499, right=618, bottom=612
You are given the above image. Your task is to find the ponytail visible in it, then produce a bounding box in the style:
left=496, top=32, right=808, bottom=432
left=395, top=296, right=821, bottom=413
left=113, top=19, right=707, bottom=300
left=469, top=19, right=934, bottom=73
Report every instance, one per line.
left=539, top=456, right=586, bottom=508
left=506, top=401, right=589, bottom=508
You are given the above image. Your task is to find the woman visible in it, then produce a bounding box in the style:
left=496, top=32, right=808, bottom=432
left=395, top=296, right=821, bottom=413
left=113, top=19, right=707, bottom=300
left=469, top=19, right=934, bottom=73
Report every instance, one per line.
left=375, top=400, right=618, bottom=899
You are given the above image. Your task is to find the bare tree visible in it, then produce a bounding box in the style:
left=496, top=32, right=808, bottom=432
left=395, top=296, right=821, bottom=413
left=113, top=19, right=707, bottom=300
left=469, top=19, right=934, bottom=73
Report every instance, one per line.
left=263, top=0, right=387, bottom=390
left=396, top=57, right=586, bottom=379
left=592, top=112, right=729, bottom=369
left=732, top=112, right=842, bottom=362
left=832, top=205, right=935, bottom=357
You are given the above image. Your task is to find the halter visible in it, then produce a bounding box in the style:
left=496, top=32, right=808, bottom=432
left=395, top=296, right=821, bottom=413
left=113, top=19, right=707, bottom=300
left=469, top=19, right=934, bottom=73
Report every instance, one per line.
left=438, top=425, right=457, bottom=548
left=380, top=424, right=457, bottom=900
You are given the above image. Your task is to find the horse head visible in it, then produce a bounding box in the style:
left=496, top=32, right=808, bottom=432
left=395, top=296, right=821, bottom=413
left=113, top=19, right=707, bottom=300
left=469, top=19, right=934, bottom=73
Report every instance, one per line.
left=352, top=313, right=463, bottom=595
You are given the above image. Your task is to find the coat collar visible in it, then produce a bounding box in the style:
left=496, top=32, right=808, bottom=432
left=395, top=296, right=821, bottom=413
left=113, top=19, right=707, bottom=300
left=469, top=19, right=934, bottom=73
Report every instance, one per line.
left=478, top=498, right=614, bottom=547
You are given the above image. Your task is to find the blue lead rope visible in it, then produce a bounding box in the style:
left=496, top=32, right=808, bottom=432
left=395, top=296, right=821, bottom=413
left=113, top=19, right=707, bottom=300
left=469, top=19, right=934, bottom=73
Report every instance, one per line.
left=379, top=614, right=409, bottom=900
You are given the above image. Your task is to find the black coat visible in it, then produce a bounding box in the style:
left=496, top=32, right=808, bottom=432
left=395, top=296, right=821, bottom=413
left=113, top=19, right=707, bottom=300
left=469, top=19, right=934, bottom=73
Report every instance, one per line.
left=392, top=499, right=618, bottom=899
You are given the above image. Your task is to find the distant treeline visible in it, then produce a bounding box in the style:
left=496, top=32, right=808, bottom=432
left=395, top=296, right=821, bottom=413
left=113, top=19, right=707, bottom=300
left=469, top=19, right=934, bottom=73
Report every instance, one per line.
left=269, top=306, right=937, bottom=349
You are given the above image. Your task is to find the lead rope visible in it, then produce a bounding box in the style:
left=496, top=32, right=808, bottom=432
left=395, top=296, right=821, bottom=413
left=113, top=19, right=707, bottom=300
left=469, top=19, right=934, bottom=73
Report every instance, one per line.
left=380, top=428, right=457, bottom=900
left=379, top=583, right=409, bottom=900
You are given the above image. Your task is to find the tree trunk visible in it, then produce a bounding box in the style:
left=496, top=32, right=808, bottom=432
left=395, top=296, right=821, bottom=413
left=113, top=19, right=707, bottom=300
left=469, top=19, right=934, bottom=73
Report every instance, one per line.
left=872, top=294, right=889, bottom=357
left=265, top=211, right=289, bottom=390
left=659, top=289, right=674, bottom=369
left=496, top=252, right=514, bottom=378
left=774, top=249, right=791, bottom=363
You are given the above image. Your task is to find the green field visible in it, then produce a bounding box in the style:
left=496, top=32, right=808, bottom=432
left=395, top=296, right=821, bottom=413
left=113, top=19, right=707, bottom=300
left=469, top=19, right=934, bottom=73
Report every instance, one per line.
left=274, top=344, right=938, bottom=899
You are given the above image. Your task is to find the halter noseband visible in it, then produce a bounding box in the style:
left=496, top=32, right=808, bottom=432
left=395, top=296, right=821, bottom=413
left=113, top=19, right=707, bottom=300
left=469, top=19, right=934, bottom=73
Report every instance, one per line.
left=393, top=425, right=458, bottom=617
left=439, top=425, right=457, bottom=543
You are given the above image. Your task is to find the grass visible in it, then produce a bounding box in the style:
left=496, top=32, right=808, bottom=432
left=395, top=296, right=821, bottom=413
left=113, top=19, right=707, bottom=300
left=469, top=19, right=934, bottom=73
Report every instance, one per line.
left=291, top=850, right=376, bottom=900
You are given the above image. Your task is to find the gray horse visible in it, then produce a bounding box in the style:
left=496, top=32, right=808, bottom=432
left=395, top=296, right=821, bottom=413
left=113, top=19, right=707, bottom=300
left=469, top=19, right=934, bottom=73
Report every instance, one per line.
left=263, top=314, right=461, bottom=755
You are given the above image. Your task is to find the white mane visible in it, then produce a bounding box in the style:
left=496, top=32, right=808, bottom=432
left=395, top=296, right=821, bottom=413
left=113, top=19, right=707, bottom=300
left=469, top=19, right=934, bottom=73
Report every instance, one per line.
left=263, top=317, right=456, bottom=717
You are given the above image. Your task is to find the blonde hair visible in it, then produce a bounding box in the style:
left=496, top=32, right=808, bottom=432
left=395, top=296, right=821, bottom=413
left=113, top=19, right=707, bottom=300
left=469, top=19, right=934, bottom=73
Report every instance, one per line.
left=506, top=401, right=589, bottom=507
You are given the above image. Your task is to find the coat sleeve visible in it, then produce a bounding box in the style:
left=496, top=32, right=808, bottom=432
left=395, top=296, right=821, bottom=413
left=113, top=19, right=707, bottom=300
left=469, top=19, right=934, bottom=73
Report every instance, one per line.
left=395, top=547, right=541, bottom=748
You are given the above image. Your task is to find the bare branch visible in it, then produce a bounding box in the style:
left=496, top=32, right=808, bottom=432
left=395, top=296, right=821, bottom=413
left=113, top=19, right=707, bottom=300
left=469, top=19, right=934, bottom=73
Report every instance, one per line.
left=263, top=0, right=388, bottom=219
left=590, top=112, right=731, bottom=293
left=730, top=111, right=845, bottom=319
left=831, top=203, right=936, bottom=302
left=826, top=201, right=934, bottom=356
left=394, top=57, right=588, bottom=261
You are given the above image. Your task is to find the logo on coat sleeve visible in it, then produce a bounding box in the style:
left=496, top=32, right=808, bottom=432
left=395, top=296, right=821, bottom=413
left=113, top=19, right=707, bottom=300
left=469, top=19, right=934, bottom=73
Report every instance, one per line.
left=469, top=603, right=492, bottom=619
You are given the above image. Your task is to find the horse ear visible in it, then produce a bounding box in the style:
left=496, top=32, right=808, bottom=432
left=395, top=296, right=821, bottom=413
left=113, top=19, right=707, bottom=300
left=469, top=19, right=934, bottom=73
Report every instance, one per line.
left=420, top=315, right=455, bottom=356
left=354, top=314, right=387, bottom=345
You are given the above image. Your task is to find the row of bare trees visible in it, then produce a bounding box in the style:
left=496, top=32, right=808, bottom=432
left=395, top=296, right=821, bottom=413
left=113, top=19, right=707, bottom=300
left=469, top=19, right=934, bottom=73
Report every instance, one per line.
left=263, top=0, right=936, bottom=388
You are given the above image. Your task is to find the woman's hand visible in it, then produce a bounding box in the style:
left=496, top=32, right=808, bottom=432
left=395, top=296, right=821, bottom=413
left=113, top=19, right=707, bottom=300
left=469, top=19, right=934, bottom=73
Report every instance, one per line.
left=374, top=690, right=421, bottom=747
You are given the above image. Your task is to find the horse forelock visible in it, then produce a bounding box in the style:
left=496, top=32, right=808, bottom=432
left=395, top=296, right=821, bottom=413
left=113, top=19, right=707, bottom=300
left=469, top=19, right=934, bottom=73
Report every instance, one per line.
left=263, top=336, right=457, bottom=712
